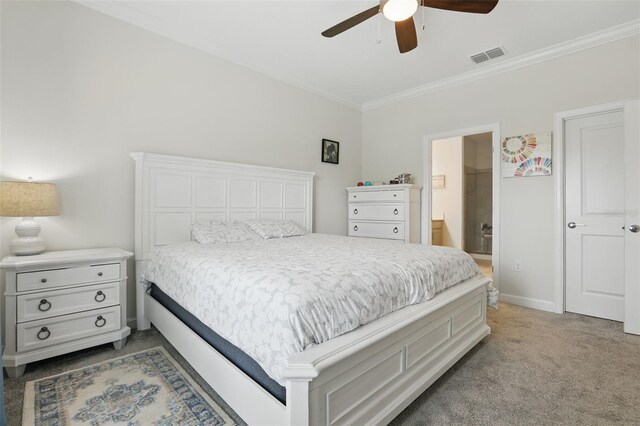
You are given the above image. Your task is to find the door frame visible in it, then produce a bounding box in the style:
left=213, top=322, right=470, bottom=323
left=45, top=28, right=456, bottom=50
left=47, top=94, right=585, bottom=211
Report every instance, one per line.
left=422, top=122, right=501, bottom=290
left=553, top=100, right=634, bottom=316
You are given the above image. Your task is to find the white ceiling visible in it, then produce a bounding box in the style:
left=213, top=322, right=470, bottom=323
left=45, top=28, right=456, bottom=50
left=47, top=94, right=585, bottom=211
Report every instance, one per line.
left=79, top=1, right=640, bottom=109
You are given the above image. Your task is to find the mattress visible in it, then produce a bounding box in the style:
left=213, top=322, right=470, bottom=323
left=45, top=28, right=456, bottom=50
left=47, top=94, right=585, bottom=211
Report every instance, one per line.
left=148, top=283, right=286, bottom=403
left=143, top=233, right=480, bottom=386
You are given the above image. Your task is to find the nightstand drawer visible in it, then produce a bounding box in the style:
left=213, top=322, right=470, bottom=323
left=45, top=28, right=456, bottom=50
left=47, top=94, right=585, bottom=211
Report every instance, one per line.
left=349, top=203, right=404, bottom=221
left=17, top=263, right=120, bottom=292
left=17, top=282, right=120, bottom=323
left=349, top=190, right=404, bottom=203
left=349, top=221, right=405, bottom=240
left=17, top=306, right=121, bottom=352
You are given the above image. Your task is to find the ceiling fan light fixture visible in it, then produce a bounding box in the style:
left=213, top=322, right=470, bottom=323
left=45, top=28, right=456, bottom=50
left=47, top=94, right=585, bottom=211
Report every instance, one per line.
left=382, top=0, right=418, bottom=22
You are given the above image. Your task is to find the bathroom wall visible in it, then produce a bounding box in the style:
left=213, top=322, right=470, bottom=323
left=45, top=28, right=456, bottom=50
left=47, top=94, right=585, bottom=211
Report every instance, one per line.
left=431, top=137, right=463, bottom=249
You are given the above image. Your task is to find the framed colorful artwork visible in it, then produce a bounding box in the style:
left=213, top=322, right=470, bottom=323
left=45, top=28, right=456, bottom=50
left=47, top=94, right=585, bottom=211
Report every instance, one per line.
left=501, top=132, right=552, bottom=177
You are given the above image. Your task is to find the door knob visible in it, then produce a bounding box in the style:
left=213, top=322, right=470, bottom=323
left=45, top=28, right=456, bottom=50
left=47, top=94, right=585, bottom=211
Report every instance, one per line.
left=567, top=222, right=586, bottom=229
left=629, top=224, right=640, bottom=233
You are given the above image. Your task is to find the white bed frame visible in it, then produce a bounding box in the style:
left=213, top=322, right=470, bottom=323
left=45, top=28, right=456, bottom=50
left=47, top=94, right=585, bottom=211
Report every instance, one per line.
left=131, top=152, right=491, bottom=425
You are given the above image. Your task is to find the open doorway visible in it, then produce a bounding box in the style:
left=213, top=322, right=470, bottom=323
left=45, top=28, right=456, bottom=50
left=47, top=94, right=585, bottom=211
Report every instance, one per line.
left=422, top=123, right=500, bottom=288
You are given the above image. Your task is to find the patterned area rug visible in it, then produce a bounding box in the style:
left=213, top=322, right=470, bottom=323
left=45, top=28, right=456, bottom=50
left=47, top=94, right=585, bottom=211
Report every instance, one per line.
left=23, top=347, right=235, bottom=425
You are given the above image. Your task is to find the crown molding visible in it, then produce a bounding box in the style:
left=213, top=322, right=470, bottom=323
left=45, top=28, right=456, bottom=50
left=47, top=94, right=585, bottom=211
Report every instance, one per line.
left=361, top=19, right=640, bottom=111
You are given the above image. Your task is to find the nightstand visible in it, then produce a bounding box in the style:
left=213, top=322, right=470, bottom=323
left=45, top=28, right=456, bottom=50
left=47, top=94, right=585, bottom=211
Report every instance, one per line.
left=1, top=248, right=133, bottom=378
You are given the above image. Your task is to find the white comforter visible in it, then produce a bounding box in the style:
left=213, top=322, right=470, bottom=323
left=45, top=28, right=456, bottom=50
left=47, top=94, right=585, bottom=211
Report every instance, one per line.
left=144, top=234, right=480, bottom=385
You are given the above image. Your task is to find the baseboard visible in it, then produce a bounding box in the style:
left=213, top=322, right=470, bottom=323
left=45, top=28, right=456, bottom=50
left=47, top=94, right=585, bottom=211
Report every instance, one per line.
left=499, top=294, right=556, bottom=313
left=127, top=317, right=137, bottom=330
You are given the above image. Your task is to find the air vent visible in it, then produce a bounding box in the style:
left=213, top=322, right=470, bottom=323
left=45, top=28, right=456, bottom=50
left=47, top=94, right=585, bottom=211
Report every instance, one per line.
left=470, top=52, right=490, bottom=64
left=470, top=46, right=507, bottom=64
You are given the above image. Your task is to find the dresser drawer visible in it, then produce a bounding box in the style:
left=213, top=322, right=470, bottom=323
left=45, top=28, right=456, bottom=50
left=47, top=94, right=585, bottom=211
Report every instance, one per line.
left=17, top=282, right=120, bottom=323
left=17, top=263, right=120, bottom=292
left=349, top=221, right=405, bottom=240
left=349, top=203, right=404, bottom=221
left=16, top=306, right=121, bottom=352
left=349, top=190, right=404, bottom=203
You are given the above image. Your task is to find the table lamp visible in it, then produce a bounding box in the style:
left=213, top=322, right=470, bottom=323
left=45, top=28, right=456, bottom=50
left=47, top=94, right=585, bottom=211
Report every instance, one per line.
left=0, top=180, right=59, bottom=255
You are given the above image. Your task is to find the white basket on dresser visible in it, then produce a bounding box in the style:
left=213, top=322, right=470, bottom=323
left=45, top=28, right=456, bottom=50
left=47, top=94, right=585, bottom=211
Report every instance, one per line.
left=1, top=248, right=132, bottom=378
left=347, top=184, right=422, bottom=243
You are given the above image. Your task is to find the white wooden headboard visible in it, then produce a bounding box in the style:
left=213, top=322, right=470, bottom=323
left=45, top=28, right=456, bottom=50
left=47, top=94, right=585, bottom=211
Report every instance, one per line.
left=131, top=152, right=315, bottom=329
left=130, top=152, right=315, bottom=260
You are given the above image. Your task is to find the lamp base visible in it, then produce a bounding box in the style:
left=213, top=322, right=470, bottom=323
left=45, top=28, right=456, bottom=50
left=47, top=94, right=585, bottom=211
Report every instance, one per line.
left=11, top=217, right=46, bottom=256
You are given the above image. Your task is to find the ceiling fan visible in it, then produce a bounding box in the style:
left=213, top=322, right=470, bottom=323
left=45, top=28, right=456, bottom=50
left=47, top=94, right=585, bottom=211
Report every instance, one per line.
left=321, top=0, right=499, bottom=54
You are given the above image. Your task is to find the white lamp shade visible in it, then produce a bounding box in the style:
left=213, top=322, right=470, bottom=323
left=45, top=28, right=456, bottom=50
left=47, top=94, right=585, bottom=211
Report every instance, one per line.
left=0, top=181, right=59, bottom=217
left=383, top=0, right=418, bottom=22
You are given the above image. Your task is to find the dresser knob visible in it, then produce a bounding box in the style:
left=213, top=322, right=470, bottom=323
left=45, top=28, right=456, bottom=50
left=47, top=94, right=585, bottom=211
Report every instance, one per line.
left=41, top=278, right=47, bottom=283
left=97, top=272, right=103, bottom=277
left=353, top=209, right=358, bottom=215
left=393, top=194, right=397, bottom=197
left=37, top=327, right=51, bottom=340
left=353, top=225, right=358, bottom=232
left=38, top=299, right=52, bottom=312
left=353, top=195, right=357, bottom=199
left=95, top=316, right=106, bottom=328
left=393, top=227, right=399, bottom=234
left=393, top=208, right=398, bottom=215
left=95, top=291, right=106, bottom=302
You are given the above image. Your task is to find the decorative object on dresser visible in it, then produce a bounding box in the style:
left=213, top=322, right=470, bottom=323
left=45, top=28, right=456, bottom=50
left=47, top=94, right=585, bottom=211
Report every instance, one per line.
left=347, top=184, right=422, bottom=242
left=321, top=139, right=339, bottom=164
left=0, top=180, right=59, bottom=255
left=1, top=248, right=132, bottom=378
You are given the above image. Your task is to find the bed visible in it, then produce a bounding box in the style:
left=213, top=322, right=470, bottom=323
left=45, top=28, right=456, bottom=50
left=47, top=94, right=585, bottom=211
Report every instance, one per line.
left=131, top=152, right=491, bottom=425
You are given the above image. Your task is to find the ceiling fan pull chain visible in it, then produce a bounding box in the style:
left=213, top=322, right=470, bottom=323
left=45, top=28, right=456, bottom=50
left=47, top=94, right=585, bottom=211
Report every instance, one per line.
left=421, top=0, right=425, bottom=30
left=377, top=13, right=382, bottom=44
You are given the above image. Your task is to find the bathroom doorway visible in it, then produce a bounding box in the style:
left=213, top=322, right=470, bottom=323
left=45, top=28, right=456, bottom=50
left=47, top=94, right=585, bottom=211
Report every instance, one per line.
left=462, top=133, right=493, bottom=276
left=422, top=123, right=500, bottom=287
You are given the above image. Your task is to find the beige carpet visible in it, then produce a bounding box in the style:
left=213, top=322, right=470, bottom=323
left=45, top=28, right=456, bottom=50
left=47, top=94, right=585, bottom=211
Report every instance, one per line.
left=5, top=303, right=640, bottom=425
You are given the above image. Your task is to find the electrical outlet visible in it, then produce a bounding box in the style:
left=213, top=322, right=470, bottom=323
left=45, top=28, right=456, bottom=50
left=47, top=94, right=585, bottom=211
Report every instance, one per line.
left=514, top=259, right=522, bottom=272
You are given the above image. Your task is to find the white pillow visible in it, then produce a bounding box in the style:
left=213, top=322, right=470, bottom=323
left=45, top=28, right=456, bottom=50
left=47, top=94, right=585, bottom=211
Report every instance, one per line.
left=191, top=221, right=260, bottom=244
left=244, top=219, right=306, bottom=239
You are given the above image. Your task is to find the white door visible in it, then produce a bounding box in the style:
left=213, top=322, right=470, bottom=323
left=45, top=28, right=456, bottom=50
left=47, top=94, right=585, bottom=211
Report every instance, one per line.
left=565, top=110, right=625, bottom=321
left=624, top=100, right=640, bottom=334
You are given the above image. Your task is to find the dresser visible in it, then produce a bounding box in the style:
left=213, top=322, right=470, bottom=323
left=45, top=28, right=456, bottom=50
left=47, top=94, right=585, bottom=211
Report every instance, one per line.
left=347, top=184, right=422, bottom=243
left=1, top=248, right=133, bottom=378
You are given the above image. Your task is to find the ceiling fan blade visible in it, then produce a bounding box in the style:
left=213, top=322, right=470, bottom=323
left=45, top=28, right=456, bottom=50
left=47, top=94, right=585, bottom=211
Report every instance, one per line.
left=395, top=17, right=418, bottom=54
left=423, top=0, right=499, bottom=14
left=321, top=5, right=380, bottom=38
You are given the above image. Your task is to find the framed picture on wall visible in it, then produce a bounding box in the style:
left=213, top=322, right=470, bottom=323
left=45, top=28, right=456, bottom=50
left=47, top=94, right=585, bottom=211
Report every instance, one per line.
left=501, top=132, right=552, bottom=177
left=322, top=139, right=339, bottom=164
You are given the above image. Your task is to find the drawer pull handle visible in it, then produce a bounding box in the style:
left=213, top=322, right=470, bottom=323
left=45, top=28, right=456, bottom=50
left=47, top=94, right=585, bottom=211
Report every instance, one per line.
left=393, top=194, right=397, bottom=197
left=38, top=299, right=52, bottom=312
left=353, top=195, right=357, bottom=198
left=95, top=291, right=106, bottom=302
left=353, top=225, right=358, bottom=232
left=95, top=316, right=106, bottom=328
left=37, top=327, right=50, bottom=340
left=353, top=209, right=358, bottom=215
left=41, top=278, right=47, bottom=283
left=393, top=208, right=398, bottom=215
left=97, top=272, right=103, bottom=277
left=393, top=227, right=399, bottom=234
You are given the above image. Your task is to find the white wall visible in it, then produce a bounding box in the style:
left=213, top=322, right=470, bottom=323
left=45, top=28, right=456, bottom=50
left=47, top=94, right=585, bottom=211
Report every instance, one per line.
left=362, top=36, right=640, bottom=309
left=0, top=1, right=362, bottom=323
left=432, top=137, right=463, bottom=249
